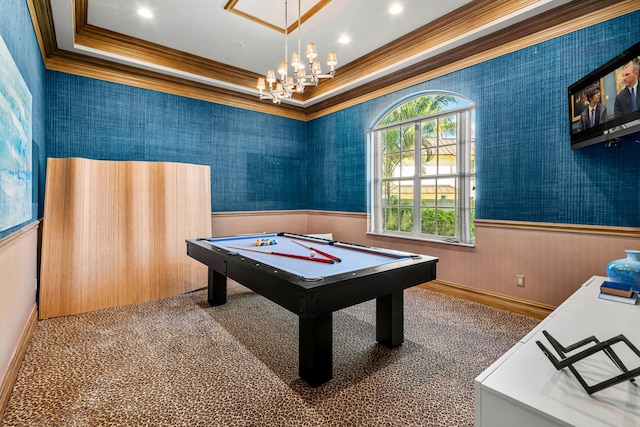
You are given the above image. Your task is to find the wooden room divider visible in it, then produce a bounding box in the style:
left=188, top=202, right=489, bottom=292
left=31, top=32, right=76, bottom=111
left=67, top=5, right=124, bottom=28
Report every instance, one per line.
left=39, top=158, right=211, bottom=319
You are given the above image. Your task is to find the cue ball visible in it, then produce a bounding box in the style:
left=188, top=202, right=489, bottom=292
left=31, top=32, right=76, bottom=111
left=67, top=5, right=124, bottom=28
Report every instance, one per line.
left=310, top=250, right=316, bottom=257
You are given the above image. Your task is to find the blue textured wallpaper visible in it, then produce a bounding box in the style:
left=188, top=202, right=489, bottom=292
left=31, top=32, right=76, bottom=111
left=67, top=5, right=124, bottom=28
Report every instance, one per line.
left=307, top=11, right=640, bottom=227
left=46, top=74, right=308, bottom=212
left=44, top=11, right=639, bottom=227
left=0, top=0, right=46, bottom=240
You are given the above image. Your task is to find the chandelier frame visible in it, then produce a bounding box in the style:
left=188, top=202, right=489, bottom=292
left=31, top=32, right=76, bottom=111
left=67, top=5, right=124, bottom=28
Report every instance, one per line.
left=257, top=0, right=337, bottom=104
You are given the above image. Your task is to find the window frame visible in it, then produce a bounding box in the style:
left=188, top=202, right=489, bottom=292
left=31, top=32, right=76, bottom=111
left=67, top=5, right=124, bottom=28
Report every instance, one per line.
left=367, top=91, right=475, bottom=246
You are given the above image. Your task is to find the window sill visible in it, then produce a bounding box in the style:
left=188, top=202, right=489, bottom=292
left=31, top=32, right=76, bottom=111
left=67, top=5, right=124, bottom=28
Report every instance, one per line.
left=366, top=231, right=475, bottom=248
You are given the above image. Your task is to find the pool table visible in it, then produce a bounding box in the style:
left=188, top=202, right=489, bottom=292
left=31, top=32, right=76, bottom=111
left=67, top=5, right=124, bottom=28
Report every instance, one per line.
left=186, top=232, right=438, bottom=386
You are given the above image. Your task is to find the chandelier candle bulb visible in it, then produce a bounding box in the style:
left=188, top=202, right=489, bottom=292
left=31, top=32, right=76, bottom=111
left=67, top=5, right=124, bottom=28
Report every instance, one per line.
left=327, top=51, right=337, bottom=69
left=312, top=61, right=322, bottom=75
left=306, top=42, right=317, bottom=59
left=291, top=52, right=301, bottom=69
left=266, top=70, right=276, bottom=83
left=278, top=61, right=288, bottom=78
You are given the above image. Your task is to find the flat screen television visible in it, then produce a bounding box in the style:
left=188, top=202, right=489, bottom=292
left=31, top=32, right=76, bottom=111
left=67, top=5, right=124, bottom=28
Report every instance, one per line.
left=569, top=41, right=640, bottom=149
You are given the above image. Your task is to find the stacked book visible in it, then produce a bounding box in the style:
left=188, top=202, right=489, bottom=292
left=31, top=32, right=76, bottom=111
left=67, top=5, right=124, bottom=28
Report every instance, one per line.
left=598, top=281, right=639, bottom=305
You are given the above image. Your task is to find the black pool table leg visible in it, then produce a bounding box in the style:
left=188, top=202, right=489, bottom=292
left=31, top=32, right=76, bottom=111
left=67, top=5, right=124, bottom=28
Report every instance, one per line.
left=299, top=313, right=333, bottom=387
left=376, top=289, right=404, bottom=347
left=207, top=268, right=227, bottom=306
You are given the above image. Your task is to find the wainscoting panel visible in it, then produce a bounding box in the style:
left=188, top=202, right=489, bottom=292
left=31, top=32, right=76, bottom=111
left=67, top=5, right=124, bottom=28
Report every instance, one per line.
left=210, top=210, right=309, bottom=237
left=0, top=222, right=39, bottom=418
left=39, top=158, right=211, bottom=319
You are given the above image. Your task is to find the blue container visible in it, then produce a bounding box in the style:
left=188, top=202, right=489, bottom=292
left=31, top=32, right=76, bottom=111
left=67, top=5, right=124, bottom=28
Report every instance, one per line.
left=607, top=250, right=640, bottom=292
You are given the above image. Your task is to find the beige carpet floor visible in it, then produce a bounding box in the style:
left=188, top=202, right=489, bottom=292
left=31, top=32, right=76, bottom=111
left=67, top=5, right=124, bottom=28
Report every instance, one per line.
left=2, top=280, right=539, bottom=426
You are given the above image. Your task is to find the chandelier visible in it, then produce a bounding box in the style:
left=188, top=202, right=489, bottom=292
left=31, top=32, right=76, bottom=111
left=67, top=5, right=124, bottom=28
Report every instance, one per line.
left=257, top=0, right=337, bottom=104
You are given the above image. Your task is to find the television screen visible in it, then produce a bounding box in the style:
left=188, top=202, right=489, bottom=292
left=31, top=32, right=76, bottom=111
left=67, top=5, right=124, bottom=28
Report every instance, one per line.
left=569, top=41, right=640, bottom=149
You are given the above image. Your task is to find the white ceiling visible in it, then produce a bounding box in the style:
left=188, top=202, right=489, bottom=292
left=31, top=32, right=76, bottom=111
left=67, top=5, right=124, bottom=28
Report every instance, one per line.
left=49, top=0, right=574, bottom=106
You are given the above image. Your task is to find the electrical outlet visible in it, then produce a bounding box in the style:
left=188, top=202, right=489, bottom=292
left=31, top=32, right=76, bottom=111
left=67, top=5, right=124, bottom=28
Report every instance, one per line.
left=517, top=275, right=525, bottom=287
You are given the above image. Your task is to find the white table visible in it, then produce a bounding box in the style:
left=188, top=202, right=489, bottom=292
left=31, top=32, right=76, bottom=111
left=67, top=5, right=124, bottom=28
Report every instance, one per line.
left=475, top=276, right=640, bottom=427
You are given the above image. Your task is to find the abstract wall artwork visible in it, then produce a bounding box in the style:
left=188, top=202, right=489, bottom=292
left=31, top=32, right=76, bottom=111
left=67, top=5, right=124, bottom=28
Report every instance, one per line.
left=0, top=35, right=32, bottom=233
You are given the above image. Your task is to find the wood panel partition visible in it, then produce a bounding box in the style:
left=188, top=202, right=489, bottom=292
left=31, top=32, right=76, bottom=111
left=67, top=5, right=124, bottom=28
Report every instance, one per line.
left=39, top=158, right=211, bottom=319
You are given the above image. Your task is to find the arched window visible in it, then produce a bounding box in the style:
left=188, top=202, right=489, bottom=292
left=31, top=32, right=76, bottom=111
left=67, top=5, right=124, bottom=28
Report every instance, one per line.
left=368, top=91, right=475, bottom=244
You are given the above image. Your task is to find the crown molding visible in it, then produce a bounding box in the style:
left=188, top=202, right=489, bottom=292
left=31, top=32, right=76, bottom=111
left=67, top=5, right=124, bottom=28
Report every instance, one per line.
left=27, top=0, right=638, bottom=120
left=304, top=0, right=640, bottom=118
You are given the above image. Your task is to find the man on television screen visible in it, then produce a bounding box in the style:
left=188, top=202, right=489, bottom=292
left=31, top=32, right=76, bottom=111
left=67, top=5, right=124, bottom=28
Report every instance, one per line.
left=577, top=85, right=607, bottom=131
left=614, top=61, right=639, bottom=118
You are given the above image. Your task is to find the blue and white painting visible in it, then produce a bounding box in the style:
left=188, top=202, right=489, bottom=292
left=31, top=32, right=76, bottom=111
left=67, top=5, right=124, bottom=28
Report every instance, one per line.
left=0, top=35, right=32, bottom=233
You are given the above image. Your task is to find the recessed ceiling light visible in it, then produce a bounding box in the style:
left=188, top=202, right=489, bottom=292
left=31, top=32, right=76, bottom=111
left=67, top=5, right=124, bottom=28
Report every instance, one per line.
left=389, top=3, right=403, bottom=15
left=229, top=40, right=245, bottom=49
left=137, top=7, right=153, bottom=18
left=339, top=35, right=351, bottom=44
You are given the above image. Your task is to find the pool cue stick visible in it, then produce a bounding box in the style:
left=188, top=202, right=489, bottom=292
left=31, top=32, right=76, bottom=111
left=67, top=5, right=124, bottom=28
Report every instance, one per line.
left=291, top=240, right=342, bottom=263
left=227, top=246, right=335, bottom=264
left=331, top=242, right=410, bottom=259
